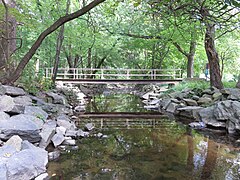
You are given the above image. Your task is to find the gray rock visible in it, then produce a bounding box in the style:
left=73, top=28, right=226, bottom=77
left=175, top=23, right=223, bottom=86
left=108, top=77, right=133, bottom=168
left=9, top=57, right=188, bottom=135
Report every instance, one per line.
left=48, top=150, right=60, bottom=161
left=85, top=123, right=95, bottom=131
left=159, top=99, right=171, bottom=110
left=62, top=139, right=76, bottom=146
left=46, top=92, right=66, bottom=105
left=74, top=105, right=85, bottom=113
left=183, top=99, right=198, bottom=106
left=76, top=129, right=89, bottom=137
left=197, top=97, right=212, bottom=105
left=51, top=133, right=65, bottom=147
left=189, top=122, right=206, bottom=128
left=171, top=99, right=181, bottom=104
left=24, top=106, right=48, bottom=121
left=0, top=84, right=6, bottom=95
left=0, top=112, right=10, bottom=120
left=0, top=95, right=15, bottom=112
left=65, top=130, right=77, bottom=137
left=0, top=162, right=7, bottom=180
left=8, top=105, right=25, bottom=115
left=40, top=103, right=58, bottom=113
left=13, top=96, right=32, bottom=106
left=3, top=85, right=26, bottom=96
left=5, top=135, right=22, bottom=152
left=165, top=102, right=181, bottom=114
left=21, top=140, right=37, bottom=150
left=192, top=95, right=200, bottom=101
left=56, top=126, right=67, bottom=135
left=35, top=173, right=49, bottom=180
left=0, top=145, right=18, bottom=163
left=6, top=148, right=48, bottom=180
left=178, top=106, right=203, bottom=119
left=202, top=94, right=213, bottom=99
left=57, top=114, right=76, bottom=130
left=39, top=121, right=56, bottom=149
left=0, top=114, right=42, bottom=142
left=198, top=107, right=226, bottom=128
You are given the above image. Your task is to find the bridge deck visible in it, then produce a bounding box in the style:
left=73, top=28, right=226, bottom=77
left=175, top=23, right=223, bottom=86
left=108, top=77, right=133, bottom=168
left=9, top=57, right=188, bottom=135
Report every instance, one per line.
left=56, top=78, right=182, bottom=84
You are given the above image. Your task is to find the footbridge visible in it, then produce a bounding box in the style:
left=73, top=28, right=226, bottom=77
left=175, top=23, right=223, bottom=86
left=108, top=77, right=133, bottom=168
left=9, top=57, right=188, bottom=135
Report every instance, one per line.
left=45, top=68, right=183, bottom=84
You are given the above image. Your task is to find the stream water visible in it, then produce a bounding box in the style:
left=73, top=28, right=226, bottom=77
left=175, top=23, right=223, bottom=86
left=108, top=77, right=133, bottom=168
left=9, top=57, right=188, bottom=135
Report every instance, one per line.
left=48, top=93, right=240, bottom=180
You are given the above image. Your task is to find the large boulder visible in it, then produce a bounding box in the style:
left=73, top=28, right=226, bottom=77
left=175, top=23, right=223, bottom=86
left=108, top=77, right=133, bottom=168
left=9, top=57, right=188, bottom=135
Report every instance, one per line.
left=24, top=106, right=48, bottom=121
left=0, top=95, right=15, bottom=112
left=5, top=135, right=22, bottom=152
left=0, top=114, right=42, bottom=142
left=198, top=107, right=226, bottom=128
left=39, top=120, right=56, bottom=149
left=6, top=144, right=48, bottom=180
left=3, top=85, right=26, bottom=96
left=56, top=114, right=76, bottom=130
left=46, top=92, right=67, bottom=105
left=13, top=96, right=32, bottom=106
left=178, top=106, right=203, bottom=119
left=0, top=112, right=10, bottom=120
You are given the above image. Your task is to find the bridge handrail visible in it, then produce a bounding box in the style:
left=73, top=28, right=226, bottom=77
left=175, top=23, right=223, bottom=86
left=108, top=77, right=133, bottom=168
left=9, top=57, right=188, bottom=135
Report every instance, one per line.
left=44, top=67, right=182, bottom=80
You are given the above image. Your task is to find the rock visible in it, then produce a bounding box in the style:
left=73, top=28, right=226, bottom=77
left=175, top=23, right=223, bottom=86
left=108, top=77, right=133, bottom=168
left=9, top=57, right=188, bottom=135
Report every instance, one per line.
left=51, top=133, right=65, bottom=147
left=85, top=123, right=95, bottom=131
left=76, top=129, right=89, bottom=137
left=198, top=107, right=226, bottom=128
left=171, top=99, right=181, bottom=104
left=24, top=106, right=48, bottom=121
left=226, top=88, right=240, bottom=100
left=159, top=99, right=171, bottom=110
left=8, top=105, right=25, bottom=115
left=48, top=150, right=60, bottom=161
left=0, top=95, right=15, bottom=112
left=197, top=97, right=212, bottom=105
left=74, top=105, right=85, bottom=113
left=189, top=122, right=206, bottom=128
left=183, top=99, right=198, bottom=106
left=56, top=126, right=67, bottom=135
left=57, top=114, right=76, bottom=130
left=0, top=145, right=18, bottom=163
left=62, top=139, right=76, bottom=146
left=65, top=130, right=77, bottom=137
left=148, top=99, right=160, bottom=105
left=21, top=140, right=37, bottom=150
left=0, top=112, right=10, bottom=120
left=178, top=106, right=203, bottom=119
left=142, top=91, right=158, bottom=100
left=35, top=173, right=49, bottom=180
left=192, top=95, right=200, bottom=101
left=6, top=147, right=48, bottom=180
left=0, top=114, right=42, bottom=142
left=40, top=103, right=58, bottom=113
left=202, top=94, right=213, bottom=99
left=0, top=84, right=6, bottom=95
left=212, top=92, right=222, bottom=101
left=96, top=132, right=103, bottom=138
left=5, top=135, right=22, bottom=152
left=3, top=85, right=26, bottom=96
left=165, top=102, right=181, bottom=114
left=202, top=88, right=214, bottom=95
left=46, top=92, right=66, bottom=105
left=0, top=162, right=7, bottom=180
left=39, top=121, right=56, bottom=149
left=13, top=96, right=32, bottom=106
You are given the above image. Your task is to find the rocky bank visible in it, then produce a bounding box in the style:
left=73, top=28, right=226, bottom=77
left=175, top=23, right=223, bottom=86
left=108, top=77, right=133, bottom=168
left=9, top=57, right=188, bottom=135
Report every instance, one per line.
left=141, top=84, right=240, bottom=136
left=0, top=83, right=92, bottom=180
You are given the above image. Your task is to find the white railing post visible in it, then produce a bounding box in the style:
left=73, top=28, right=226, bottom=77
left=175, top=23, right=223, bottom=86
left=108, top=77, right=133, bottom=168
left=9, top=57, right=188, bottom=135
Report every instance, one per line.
left=127, top=69, right=130, bottom=79
left=101, top=69, right=104, bottom=79
left=46, top=68, right=48, bottom=78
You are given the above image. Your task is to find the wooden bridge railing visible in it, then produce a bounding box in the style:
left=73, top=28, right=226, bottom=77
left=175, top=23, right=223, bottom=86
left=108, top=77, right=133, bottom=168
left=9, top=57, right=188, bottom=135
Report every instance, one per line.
left=45, top=68, right=182, bottom=80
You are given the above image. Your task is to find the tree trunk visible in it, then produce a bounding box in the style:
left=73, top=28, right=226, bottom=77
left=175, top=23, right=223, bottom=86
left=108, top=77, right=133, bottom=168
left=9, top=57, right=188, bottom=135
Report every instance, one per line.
left=1, top=0, right=105, bottom=84
left=0, top=0, right=17, bottom=76
left=187, top=39, right=196, bottom=78
left=236, top=78, right=240, bottom=88
left=204, top=24, right=223, bottom=89
left=52, top=0, right=70, bottom=84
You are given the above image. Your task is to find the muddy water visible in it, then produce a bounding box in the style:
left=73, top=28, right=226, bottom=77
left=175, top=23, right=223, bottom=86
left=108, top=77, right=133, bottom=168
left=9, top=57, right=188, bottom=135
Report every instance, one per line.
left=48, top=94, right=240, bottom=180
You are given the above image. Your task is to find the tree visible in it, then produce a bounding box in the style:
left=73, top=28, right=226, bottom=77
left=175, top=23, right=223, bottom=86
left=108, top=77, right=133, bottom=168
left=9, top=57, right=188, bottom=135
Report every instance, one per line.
left=0, top=0, right=105, bottom=84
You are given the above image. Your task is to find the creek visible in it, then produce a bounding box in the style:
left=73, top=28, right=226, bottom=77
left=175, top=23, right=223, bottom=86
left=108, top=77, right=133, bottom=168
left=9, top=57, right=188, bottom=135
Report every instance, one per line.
left=48, top=93, right=240, bottom=180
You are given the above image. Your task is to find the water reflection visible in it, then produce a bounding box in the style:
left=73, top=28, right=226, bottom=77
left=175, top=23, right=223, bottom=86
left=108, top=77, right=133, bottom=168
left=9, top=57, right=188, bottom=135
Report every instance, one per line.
left=48, top=94, right=240, bottom=179
left=48, top=124, right=240, bottom=180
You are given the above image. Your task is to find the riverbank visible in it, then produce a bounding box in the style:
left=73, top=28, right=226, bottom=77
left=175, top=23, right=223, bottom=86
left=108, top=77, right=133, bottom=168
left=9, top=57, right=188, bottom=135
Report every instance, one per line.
left=140, top=82, right=240, bottom=145
left=0, top=83, right=97, bottom=179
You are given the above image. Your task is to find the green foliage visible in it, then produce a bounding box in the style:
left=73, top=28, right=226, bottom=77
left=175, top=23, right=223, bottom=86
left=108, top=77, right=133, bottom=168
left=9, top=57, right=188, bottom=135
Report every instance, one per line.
left=169, top=80, right=210, bottom=92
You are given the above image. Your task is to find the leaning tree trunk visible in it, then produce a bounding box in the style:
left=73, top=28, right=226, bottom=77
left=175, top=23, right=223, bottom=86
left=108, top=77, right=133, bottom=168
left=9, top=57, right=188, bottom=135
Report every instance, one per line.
left=1, top=0, right=105, bottom=84
left=204, top=24, right=223, bottom=89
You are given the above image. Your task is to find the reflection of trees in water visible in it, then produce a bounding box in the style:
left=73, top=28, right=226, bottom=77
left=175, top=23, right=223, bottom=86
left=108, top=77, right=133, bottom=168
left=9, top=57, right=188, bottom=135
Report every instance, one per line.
left=200, top=139, right=218, bottom=180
